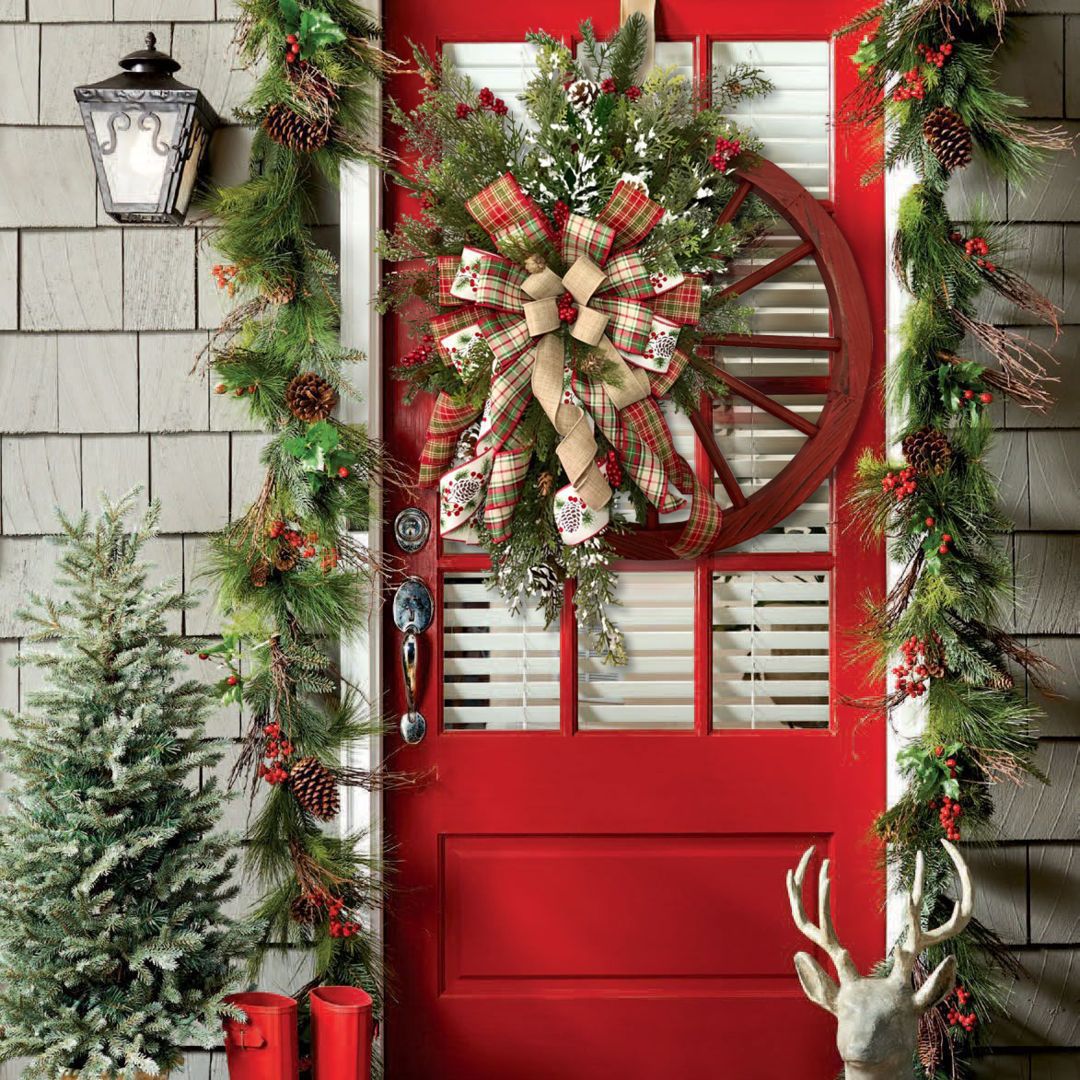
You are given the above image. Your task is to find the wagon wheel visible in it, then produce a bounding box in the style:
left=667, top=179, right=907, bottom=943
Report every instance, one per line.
left=611, top=158, right=873, bottom=560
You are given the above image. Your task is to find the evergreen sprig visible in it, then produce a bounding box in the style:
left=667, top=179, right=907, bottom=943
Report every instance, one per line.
left=837, top=2, right=1065, bottom=1074
left=199, top=0, right=392, bottom=1020
left=0, top=495, right=256, bottom=1079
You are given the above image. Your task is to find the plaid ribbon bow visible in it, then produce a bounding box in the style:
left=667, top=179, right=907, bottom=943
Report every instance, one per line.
left=418, top=173, right=721, bottom=556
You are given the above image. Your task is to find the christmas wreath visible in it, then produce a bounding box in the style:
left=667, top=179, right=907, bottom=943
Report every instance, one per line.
left=380, top=16, right=772, bottom=662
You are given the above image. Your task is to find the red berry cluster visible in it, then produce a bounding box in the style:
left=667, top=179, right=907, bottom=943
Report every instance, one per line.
left=961, top=387, right=994, bottom=406
left=327, top=897, right=362, bottom=938
left=947, top=986, right=978, bottom=1034
left=600, top=77, right=617, bottom=94
left=625, top=85, right=643, bottom=101
left=552, top=200, right=570, bottom=232
left=211, top=263, right=239, bottom=297
left=892, top=67, right=925, bottom=102
left=400, top=333, right=436, bottom=370
left=709, top=136, right=741, bottom=172
left=458, top=87, right=508, bottom=118
left=892, top=632, right=942, bottom=699
left=216, top=382, right=258, bottom=397
left=915, top=40, right=953, bottom=68
left=284, top=33, right=302, bottom=64
left=268, top=520, right=327, bottom=561
left=934, top=793, right=964, bottom=840
left=881, top=465, right=917, bottom=501
left=258, top=720, right=293, bottom=786
left=937, top=531, right=953, bottom=556
left=557, top=291, right=577, bottom=323
left=950, top=231, right=997, bottom=272
left=603, top=449, right=622, bottom=487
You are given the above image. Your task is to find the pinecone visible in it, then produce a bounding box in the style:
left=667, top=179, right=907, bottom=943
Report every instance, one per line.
left=250, top=558, right=271, bottom=588
left=290, top=891, right=323, bottom=925
left=901, top=427, right=953, bottom=475
left=537, top=471, right=555, bottom=497
left=263, top=277, right=297, bottom=306
left=566, top=79, right=599, bottom=113
left=273, top=544, right=298, bottom=573
left=923, top=106, right=972, bottom=172
left=263, top=102, right=332, bottom=153
left=288, top=756, right=341, bottom=820
left=285, top=371, right=338, bottom=422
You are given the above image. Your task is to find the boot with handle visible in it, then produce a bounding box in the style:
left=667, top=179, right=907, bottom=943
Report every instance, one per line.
left=310, top=986, right=374, bottom=1080
left=223, top=991, right=299, bottom=1080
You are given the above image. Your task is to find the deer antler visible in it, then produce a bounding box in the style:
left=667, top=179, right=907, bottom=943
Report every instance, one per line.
left=894, top=839, right=974, bottom=978
left=786, top=846, right=860, bottom=982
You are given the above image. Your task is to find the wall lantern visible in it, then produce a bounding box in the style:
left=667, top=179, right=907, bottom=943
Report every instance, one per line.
left=74, top=33, right=218, bottom=225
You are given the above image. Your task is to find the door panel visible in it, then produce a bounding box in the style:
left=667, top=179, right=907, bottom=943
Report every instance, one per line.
left=381, top=3, right=885, bottom=1076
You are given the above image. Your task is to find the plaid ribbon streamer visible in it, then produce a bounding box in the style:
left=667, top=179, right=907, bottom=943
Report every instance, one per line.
left=596, top=180, right=666, bottom=251
left=437, top=255, right=464, bottom=306
left=651, top=348, right=690, bottom=397
left=562, top=213, right=616, bottom=265
left=577, top=375, right=682, bottom=515
left=623, top=396, right=722, bottom=558
left=592, top=296, right=653, bottom=355
left=651, top=276, right=703, bottom=325
left=466, top=173, right=556, bottom=254
left=471, top=255, right=528, bottom=310
left=484, top=436, right=532, bottom=543
left=418, top=394, right=483, bottom=486
left=599, top=251, right=654, bottom=299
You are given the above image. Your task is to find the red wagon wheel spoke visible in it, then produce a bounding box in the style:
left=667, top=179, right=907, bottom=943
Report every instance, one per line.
left=610, top=158, right=872, bottom=560
left=716, top=178, right=753, bottom=226
left=719, top=239, right=815, bottom=300
left=689, top=411, right=747, bottom=509
left=709, top=367, right=819, bottom=438
left=709, top=333, right=841, bottom=352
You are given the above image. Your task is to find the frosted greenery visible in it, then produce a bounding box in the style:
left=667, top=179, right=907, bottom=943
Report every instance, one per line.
left=0, top=496, right=253, bottom=1079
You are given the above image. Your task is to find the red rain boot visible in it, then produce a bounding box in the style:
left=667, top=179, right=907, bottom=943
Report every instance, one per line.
left=223, top=991, right=300, bottom=1080
left=310, top=986, right=374, bottom=1080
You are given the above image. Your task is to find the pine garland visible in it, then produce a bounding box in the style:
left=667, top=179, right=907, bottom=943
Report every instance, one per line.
left=838, top=2, right=1069, bottom=1074
left=199, top=0, right=395, bottom=1012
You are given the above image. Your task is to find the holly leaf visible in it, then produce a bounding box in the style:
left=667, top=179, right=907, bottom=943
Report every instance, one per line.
left=279, top=0, right=302, bottom=31
left=283, top=420, right=340, bottom=473
left=943, top=777, right=961, bottom=799
left=298, top=9, right=347, bottom=56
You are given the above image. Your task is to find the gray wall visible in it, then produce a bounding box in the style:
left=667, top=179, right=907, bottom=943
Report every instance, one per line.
left=957, top=8, right=1080, bottom=1078
left=0, top=3, right=1075, bottom=1080
left=0, top=2, right=321, bottom=1076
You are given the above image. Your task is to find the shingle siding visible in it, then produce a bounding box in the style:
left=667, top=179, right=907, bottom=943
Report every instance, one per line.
left=977, top=13, right=1080, bottom=1076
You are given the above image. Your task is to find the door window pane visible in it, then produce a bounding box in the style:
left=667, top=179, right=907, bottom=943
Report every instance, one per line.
left=443, top=574, right=561, bottom=731
left=712, top=40, right=831, bottom=197
left=713, top=571, right=830, bottom=729
left=578, top=572, right=695, bottom=730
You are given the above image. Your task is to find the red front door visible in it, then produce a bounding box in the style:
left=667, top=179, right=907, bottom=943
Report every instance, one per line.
left=381, top=4, right=885, bottom=1077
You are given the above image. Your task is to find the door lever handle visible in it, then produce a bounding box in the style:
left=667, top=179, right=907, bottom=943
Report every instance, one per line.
left=401, top=628, right=419, bottom=715
left=393, top=577, right=433, bottom=745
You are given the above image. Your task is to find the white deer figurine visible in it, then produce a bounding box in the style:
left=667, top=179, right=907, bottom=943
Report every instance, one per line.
left=786, top=840, right=974, bottom=1080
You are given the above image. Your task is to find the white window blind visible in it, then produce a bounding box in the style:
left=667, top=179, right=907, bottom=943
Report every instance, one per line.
left=578, top=572, right=695, bottom=730
left=443, top=574, right=561, bottom=731
left=712, top=40, right=831, bottom=199
left=713, top=572, right=830, bottom=729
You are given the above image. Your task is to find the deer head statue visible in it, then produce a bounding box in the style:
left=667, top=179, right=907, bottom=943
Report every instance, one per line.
left=786, top=840, right=974, bottom=1080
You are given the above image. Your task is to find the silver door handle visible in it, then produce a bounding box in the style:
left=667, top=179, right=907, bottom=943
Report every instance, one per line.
left=401, top=628, right=419, bottom=714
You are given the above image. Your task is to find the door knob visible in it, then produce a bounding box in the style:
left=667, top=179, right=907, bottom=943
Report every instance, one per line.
left=392, top=577, right=433, bottom=744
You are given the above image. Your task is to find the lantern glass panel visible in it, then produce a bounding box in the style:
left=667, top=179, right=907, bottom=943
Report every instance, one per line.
left=87, top=103, right=179, bottom=208
left=175, top=119, right=208, bottom=215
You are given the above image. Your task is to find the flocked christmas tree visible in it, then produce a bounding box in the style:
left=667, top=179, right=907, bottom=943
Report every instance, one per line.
left=0, top=495, right=252, bottom=1080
